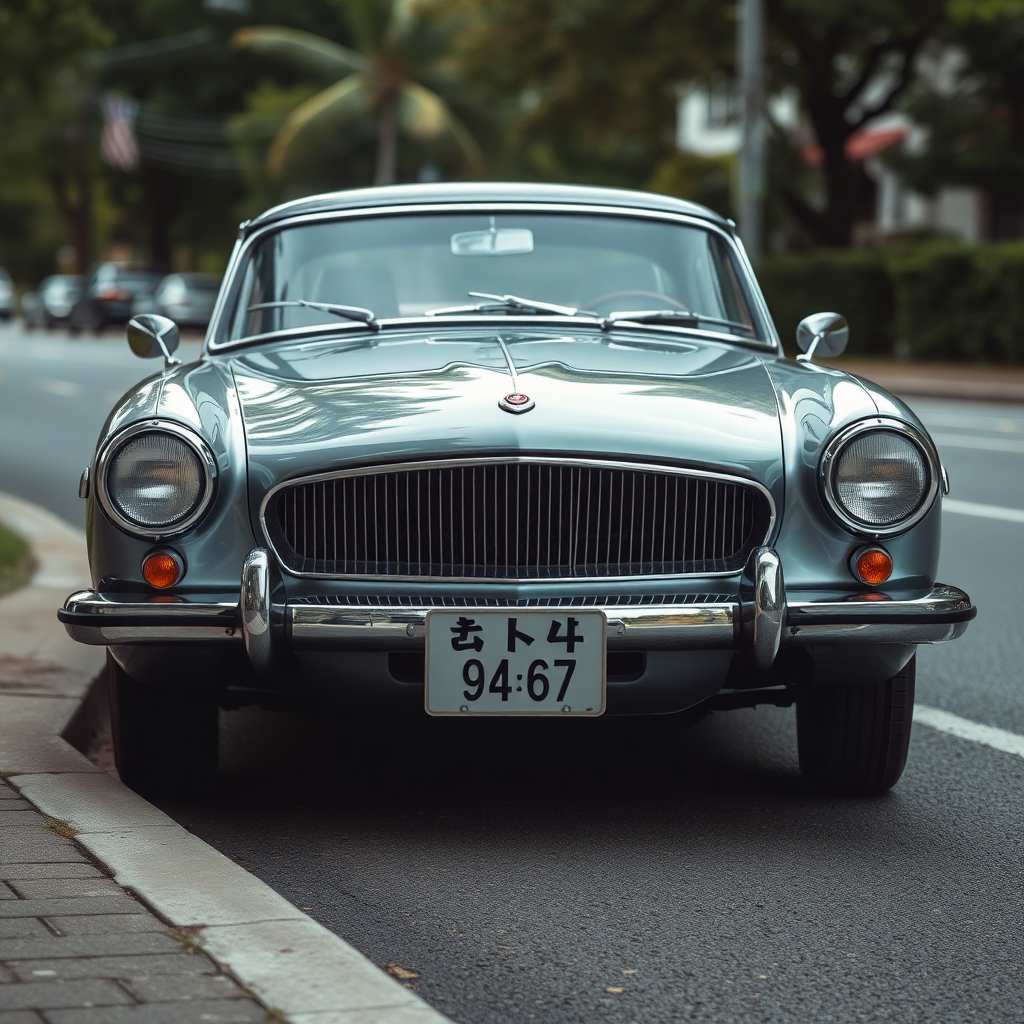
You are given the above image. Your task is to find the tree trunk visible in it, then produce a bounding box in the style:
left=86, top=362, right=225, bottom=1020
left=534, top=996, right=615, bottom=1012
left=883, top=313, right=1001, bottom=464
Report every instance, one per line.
left=71, top=79, right=92, bottom=274
left=374, top=95, right=398, bottom=186
left=144, top=165, right=176, bottom=270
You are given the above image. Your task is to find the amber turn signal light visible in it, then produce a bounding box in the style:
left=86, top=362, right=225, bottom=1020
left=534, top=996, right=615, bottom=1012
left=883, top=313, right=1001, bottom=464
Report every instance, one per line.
left=141, top=549, right=183, bottom=590
left=851, top=546, right=892, bottom=586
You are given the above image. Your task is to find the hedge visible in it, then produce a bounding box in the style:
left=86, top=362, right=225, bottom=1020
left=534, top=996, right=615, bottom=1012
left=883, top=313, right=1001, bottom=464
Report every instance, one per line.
left=758, top=240, right=1024, bottom=363
left=759, top=249, right=895, bottom=358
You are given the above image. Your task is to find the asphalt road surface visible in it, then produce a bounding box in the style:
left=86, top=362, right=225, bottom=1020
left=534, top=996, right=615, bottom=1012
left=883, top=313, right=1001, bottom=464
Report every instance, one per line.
left=1, top=322, right=1022, bottom=1024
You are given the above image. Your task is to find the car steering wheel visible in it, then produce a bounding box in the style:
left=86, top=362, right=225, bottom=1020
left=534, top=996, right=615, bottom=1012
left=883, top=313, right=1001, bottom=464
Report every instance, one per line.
left=582, top=290, right=690, bottom=316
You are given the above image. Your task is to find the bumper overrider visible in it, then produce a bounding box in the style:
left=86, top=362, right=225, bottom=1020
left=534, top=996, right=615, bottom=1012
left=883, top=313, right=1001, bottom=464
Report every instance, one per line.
left=59, top=548, right=976, bottom=672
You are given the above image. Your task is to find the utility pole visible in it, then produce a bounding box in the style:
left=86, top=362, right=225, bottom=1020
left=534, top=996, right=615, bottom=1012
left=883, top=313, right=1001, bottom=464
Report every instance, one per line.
left=737, top=0, right=766, bottom=265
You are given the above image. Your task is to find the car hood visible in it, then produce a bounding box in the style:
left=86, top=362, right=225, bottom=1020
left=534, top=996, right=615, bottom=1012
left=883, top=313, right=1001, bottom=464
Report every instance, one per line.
left=229, top=327, right=785, bottom=499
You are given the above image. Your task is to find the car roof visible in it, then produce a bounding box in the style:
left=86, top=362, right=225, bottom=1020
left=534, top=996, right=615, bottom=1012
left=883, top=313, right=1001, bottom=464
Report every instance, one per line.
left=243, top=182, right=732, bottom=235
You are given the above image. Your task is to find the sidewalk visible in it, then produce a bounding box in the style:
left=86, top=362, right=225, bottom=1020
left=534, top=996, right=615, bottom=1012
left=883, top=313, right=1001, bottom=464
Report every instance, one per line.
left=822, top=359, right=1024, bottom=404
left=0, top=491, right=450, bottom=1024
left=0, top=778, right=265, bottom=1023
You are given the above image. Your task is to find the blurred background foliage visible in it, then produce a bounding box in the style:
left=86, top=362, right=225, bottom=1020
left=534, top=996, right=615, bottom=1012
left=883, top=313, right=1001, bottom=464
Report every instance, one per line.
left=4, top=0, right=1024, bottom=360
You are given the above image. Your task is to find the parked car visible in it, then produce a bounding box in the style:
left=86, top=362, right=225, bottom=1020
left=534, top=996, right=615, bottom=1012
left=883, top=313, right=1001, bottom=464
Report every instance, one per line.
left=59, top=183, right=976, bottom=798
left=68, top=263, right=163, bottom=335
left=21, top=275, right=83, bottom=330
left=0, top=268, right=13, bottom=322
left=152, top=273, right=221, bottom=329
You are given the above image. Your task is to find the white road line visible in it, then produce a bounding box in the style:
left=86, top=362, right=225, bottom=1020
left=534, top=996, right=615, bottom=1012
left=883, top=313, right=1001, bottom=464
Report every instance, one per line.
left=915, top=704, right=1024, bottom=760
left=930, top=432, right=1024, bottom=454
left=34, top=377, right=81, bottom=398
left=944, top=498, right=1024, bottom=523
left=921, top=413, right=1024, bottom=434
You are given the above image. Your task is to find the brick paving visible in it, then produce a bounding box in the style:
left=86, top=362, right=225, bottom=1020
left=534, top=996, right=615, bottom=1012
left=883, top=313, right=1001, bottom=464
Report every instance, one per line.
left=0, top=780, right=268, bottom=1024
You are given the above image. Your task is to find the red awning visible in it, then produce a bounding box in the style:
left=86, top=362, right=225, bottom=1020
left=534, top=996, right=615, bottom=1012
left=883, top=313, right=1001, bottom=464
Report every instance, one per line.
left=802, top=126, right=908, bottom=166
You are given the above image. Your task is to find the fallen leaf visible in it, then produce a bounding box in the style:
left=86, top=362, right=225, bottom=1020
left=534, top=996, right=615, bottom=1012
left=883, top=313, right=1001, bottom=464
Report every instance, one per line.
left=385, top=963, right=420, bottom=980
left=605, top=987, right=624, bottom=994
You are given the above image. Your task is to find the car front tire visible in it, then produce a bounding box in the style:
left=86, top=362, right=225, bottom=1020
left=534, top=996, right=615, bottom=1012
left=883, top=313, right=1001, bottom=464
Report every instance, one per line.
left=796, top=655, right=915, bottom=796
left=107, top=652, right=219, bottom=797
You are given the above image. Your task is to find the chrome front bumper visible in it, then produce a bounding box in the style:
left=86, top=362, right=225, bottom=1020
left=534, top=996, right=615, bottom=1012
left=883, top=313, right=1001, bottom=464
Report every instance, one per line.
left=59, top=548, right=976, bottom=670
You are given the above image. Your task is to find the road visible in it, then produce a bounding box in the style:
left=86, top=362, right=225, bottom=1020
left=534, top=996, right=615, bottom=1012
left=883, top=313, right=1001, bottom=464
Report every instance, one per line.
left=1, top=322, right=1022, bottom=1024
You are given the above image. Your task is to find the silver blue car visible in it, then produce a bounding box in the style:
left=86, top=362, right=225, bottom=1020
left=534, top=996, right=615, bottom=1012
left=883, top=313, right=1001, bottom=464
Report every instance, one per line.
left=59, top=183, right=975, bottom=797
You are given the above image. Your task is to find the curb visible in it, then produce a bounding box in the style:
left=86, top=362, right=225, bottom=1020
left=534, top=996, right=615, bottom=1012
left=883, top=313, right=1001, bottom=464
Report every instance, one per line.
left=0, top=490, right=451, bottom=1024
left=824, top=362, right=1024, bottom=405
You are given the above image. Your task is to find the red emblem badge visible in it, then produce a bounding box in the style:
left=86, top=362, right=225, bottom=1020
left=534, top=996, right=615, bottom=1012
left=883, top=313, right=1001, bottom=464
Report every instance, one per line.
left=499, top=392, right=535, bottom=414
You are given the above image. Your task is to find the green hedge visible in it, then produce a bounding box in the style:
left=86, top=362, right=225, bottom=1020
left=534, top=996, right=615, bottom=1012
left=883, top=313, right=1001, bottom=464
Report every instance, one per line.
left=758, top=241, right=1024, bottom=363
left=759, top=250, right=895, bottom=358
left=0, top=522, right=32, bottom=598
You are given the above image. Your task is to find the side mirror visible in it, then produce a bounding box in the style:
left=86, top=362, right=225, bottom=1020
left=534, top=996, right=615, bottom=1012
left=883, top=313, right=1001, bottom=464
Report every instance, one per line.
left=127, top=314, right=181, bottom=368
left=796, top=312, right=849, bottom=363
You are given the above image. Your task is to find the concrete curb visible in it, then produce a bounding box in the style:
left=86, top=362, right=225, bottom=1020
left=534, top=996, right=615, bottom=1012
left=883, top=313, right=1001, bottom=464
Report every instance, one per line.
left=0, top=491, right=450, bottom=1024
left=824, top=361, right=1024, bottom=405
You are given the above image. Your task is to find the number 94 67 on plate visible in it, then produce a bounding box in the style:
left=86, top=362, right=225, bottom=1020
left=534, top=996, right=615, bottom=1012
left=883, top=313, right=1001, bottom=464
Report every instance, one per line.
left=424, top=609, right=606, bottom=716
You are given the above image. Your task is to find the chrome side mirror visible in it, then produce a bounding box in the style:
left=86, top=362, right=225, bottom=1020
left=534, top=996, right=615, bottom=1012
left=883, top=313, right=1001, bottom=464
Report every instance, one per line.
left=127, top=314, right=181, bottom=368
left=796, top=312, right=849, bottom=363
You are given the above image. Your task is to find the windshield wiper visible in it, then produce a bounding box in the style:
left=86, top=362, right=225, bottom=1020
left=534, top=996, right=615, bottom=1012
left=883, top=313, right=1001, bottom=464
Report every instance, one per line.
left=247, top=300, right=379, bottom=331
left=600, top=309, right=753, bottom=335
left=425, top=292, right=585, bottom=318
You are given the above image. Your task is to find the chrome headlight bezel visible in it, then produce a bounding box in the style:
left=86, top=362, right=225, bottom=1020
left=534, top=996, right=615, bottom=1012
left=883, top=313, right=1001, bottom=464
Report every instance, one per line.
left=95, top=421, right=217, bottom=539
left=819, top=418, right=940, bottom=538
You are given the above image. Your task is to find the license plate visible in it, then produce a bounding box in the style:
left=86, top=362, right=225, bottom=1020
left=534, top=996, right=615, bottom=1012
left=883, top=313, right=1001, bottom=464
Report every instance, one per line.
left=425, top=609, right=606, bottom=716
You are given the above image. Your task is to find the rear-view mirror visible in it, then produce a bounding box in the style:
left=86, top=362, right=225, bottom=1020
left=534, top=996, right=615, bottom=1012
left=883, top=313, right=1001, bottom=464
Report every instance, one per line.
left=796, top=311, right=849, bottom=362
left=451, top=227, right=534, bottom=256
left=127, top=314, right=181, bottom=366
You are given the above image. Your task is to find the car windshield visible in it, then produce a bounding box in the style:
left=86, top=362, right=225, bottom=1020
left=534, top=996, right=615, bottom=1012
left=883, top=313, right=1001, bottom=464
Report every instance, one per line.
left=222, top=213, right=764, bottom=345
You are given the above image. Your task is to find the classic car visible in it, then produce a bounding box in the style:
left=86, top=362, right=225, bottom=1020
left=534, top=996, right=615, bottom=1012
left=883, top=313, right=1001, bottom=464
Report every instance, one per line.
left=59, top=182, right=976, bottom=798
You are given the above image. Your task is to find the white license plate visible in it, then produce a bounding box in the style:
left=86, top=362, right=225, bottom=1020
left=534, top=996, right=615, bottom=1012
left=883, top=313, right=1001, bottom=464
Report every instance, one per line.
left=425, top=609, right=606, bottom=716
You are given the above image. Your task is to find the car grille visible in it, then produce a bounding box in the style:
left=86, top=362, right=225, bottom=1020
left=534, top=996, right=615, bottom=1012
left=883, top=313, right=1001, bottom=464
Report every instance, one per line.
left=265, top=459, right=772, bottom=580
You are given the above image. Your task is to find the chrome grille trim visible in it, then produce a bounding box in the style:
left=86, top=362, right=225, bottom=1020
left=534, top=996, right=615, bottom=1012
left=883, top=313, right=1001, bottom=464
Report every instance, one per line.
left=293, top=593, right=734, bottom=608
left=260, top=457, right=775, bottom=582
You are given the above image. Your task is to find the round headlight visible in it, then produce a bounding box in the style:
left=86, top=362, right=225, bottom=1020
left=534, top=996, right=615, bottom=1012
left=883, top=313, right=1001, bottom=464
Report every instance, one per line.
left=99, top=426, right=215, bottom=536
left=823, top=422, right=937, bottom=535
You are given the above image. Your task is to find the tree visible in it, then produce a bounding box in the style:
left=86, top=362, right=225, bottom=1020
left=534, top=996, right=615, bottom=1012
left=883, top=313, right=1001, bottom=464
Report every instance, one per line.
left=886, top=5, right=1024, bottom=238
left=434, top=0, right=729, bottom=189
left=233, top=0, right=483, bottom=185
left=766, top=0, right=950, bottom=247
left=0, top=0, right=111, bottom=274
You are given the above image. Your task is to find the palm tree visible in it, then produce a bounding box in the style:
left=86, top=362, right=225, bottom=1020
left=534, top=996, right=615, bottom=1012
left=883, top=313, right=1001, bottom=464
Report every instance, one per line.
left=232, top=0, right=482, bottom=185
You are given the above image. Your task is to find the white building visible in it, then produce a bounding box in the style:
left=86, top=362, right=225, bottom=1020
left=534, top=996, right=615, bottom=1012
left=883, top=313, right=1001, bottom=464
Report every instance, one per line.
left=675, top=64, right=986, bottom=244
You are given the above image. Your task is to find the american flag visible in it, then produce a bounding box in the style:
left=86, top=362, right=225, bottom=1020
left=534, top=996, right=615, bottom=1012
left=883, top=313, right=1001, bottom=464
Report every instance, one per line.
left=101, top=94, right=140, bottom=171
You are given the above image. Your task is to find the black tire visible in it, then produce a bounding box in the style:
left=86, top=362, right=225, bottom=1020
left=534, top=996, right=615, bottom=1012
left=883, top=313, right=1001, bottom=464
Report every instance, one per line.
left=796, top=655, right=915, bottom=796
left=107, top=652, right=219, bottom=797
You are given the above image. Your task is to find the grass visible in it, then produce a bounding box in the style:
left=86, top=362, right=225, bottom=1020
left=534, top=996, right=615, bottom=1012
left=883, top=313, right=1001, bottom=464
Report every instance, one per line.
left=166, top=926, right=206, bottom=954
left=43, top=817, right=79, bottom=838
left=0, top=521, right=33, bottom=598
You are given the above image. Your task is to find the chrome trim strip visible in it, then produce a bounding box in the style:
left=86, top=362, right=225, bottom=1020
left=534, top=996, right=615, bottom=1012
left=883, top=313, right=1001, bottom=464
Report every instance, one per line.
left=60, top=583, right=974, bottom=649
left=94, top=420, right=218, bottom=540
left=58, top=590, right=240, bottom=645
left=785, top=583, right=975, bottom=624
left=783, top=621, right=970, bottom=645
left=289, top=602, right=737, bottom=651
left=818, top=417, right=942, bottom=539
left=257, top=456, right=778, bottom=583
left=206, top=202, right=779, bottom=354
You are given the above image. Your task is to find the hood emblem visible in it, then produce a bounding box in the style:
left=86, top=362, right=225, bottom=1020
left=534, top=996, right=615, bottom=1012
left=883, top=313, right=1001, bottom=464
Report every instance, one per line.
left=499, top=392, right=535, bottom=415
